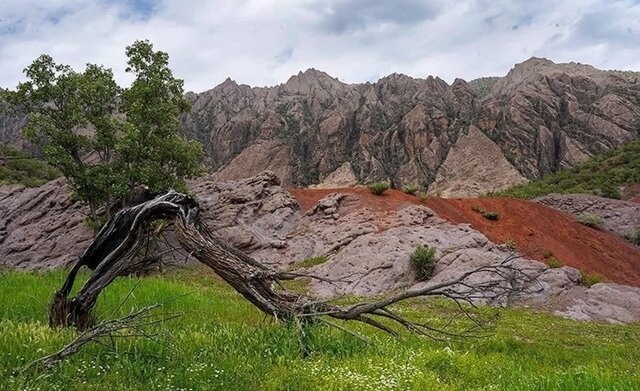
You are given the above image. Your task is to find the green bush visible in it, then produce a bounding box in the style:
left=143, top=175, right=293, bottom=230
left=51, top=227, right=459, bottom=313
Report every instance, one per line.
left=547, top=257, right=563, bottom=268
left=416, top=191, right=429, bottom=202
left=0, top=145, right=60, bottom=187
left=580, top=270, right=603, bottom=287
left=368, top=181, right=390, bottom=195
left=576, top=212, right=603, bottom=228
left=600, top=183, right=621, bottom=199
left=505, top=239, right=517, bottom=252
left=482, top=211, right=500, bottom=220
left=402, top=183, right=422, bottom=195
left=627, top=227, right=640, bottom=245
left=411, top=245, right=437, bottom=279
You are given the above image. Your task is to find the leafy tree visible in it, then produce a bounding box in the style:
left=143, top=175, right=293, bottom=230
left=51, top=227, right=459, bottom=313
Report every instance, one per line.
left=8, top=40, right=202, bottom=226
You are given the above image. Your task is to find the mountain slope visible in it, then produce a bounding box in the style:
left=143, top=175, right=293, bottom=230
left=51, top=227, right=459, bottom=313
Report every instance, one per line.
left=2, top=58, right=640, bottom=196
left=180, top=58, right=640, bottom=194
left=493, top=140, right=640, bottom=199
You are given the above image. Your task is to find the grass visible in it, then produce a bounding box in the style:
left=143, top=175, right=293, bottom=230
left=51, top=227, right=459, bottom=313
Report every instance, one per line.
left=1, top=269, right=639, bottom=390
left=0, top=145, right=60, bottom=187
left=491, top=140, right=640, bottom=199
left=287, top=255, right=329, bottom=270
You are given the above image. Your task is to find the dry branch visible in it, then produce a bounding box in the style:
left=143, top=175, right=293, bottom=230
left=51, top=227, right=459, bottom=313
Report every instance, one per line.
left=26, top=305, right=178, bottom=373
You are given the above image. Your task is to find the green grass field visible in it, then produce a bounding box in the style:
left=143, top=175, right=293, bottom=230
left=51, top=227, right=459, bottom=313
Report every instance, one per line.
left=1, top=269, right=639, bottom=390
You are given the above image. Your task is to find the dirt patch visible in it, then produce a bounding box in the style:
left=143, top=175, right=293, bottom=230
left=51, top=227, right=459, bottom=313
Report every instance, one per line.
left=288, top=188, right=640, bottom=287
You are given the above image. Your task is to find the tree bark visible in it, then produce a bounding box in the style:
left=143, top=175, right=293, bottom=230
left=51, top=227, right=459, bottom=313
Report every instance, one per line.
left=51, top=191, right=532, bottom=338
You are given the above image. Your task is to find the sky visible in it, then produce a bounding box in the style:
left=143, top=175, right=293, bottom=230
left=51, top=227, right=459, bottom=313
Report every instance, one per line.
left=0, top=0, right=638, bottom=92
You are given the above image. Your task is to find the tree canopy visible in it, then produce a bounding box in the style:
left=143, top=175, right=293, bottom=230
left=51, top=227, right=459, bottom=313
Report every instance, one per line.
left=7, top=40, right=202, bottom=224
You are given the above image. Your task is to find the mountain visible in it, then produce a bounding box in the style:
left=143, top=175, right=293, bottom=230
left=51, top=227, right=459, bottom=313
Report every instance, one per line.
left=180, top=58, right=640, bottom=195
left=2, top=58, right=639, bottom=196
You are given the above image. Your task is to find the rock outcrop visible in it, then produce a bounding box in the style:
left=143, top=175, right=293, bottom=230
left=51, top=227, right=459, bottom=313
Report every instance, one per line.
left=176, top=58, right=640, bottom=195
left=0, top=179, right=93, bottom=269
left=2, top=173, right=639, bottom=323
left=536, top=193, right=640, bottom=244
left=4, top=59, right=639, bottom=196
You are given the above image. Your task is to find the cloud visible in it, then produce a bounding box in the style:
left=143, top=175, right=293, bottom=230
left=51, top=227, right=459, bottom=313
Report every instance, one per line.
left=0, top=0, right=639, bottom=93
left=315, top=0, right=443, bottom=34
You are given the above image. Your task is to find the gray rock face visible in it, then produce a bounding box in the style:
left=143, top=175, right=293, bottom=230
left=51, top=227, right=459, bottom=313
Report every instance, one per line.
left=0, top=179, right=93, bottom=269
left=4, top=59, right=640, bottom=197
left=177, top=58, right=640, bottom=195
left=536, top=193, right=640, bottom=243
left=1, top=173, right=639, bottom=323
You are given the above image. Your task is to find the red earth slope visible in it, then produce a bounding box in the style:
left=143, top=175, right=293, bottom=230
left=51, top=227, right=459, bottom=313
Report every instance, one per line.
left=288, top=188, right=640, bottom=287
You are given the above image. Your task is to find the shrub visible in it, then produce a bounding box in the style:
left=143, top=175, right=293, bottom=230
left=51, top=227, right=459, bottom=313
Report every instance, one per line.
left=600, top=183, right=621, bottom=199
left=547, top=257, right=562, bottom=268
left=481, top=211, right=500, bottom=220
left=368, top=181, right=390, bottom=195
left=402, top=183, right=422, bottom=195
left=626, top=227, right=640, bottom=245
left=505, top=239, right=517, bottom=252
left=415, top=191, right=429, bottom=202
left=410, top=245, right=437, bottom=279
left=471, top=206, right=500, bottom=220
left=576, top=212, right=603, bottom=228
left=580, top=270, right=603, bottom=287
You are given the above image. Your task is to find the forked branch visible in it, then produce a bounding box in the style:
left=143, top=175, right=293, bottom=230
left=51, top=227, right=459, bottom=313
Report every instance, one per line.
left=51, top=191, right=536, bottom=340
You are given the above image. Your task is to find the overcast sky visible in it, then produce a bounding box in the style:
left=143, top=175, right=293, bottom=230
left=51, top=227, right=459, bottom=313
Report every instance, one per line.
left=1, top=0, right=639, bottom=92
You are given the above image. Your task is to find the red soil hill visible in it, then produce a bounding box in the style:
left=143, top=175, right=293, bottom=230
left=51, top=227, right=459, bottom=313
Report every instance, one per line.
left=288, top=188, right=640, bottom=287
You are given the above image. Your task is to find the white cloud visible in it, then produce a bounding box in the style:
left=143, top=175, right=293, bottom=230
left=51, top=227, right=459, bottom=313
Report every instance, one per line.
left=1, top=0, right=639, bottom=92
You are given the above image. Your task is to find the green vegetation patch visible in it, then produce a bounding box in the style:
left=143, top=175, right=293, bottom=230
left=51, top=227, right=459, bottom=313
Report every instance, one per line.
left=367, top=181, right=390, bottom=195
left=0, top=145, right=60, bottom=187
left=492, top=140, right=640, bottom=199
left=576, top=212, right=604, bottom=229
left=410, top=245, right=437, bottom=279
left=288, top=255, right=329, bottom=270
left=1, top=269, right=639, bottom=390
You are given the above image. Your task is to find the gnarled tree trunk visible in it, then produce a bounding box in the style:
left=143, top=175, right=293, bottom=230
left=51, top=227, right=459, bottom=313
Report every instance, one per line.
left=51, top=191, right=532, bottom=338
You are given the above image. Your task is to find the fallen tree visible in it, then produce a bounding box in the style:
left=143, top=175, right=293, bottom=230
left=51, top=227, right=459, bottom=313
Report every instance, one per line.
left=51, top=191, right=535, bottom=339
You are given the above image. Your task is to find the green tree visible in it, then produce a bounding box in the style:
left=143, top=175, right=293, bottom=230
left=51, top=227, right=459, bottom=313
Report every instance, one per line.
left=118, top=40, right=201, bottom=193
left=8, top=40, right=202, bottom=227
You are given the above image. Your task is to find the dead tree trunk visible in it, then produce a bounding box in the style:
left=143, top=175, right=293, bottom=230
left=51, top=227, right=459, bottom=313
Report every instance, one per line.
left=51, top=191, right=534, bottom=338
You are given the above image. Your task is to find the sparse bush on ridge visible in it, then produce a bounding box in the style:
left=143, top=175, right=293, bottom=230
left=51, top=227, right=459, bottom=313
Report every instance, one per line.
left=402, top=183, right=422, bottom=195
left=580, top=270, right=603, bottom=287
left=547, top=257, right=563, bottom=268
left=576, top=212, right=603, bottom=228
left=368, top=181, right=390, bottom=195
left=415, top=191, right=429, bottom=202
left=471, top=206, right=501, bottom=220
left=505, top=239, right=517, bottom=252
left=628, top=227, right=640, bottom=245
left=411, top=245, right=437, bottom=279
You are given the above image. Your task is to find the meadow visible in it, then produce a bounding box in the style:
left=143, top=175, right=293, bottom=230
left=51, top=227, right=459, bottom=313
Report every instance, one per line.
left=1, top=268, right=639, bottom=390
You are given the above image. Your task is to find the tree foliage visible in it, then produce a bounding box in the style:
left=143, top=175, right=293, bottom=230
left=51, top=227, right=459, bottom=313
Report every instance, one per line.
left=7, top=40, right=202, bottom=223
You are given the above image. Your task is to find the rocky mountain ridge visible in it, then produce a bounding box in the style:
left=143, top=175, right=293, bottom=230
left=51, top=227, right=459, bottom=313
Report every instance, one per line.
left=3, top=57, right=640, bottom=196
left=181, top=57, right=640, bottom=195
